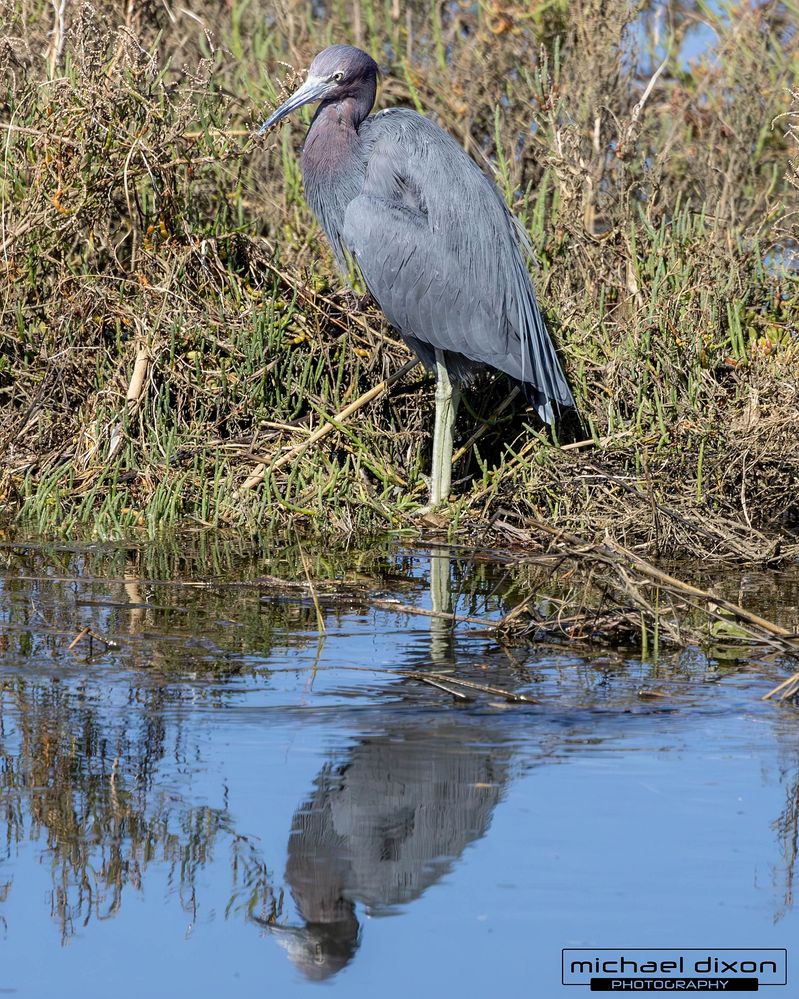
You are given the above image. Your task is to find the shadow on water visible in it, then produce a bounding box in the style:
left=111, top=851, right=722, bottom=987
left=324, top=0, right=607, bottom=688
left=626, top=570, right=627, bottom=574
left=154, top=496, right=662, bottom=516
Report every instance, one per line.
left=1, top=534, right=799, bottom=991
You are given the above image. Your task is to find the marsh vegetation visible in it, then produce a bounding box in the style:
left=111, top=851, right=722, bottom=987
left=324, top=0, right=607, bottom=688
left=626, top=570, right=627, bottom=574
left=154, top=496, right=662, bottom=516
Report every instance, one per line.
left=1, top=0, right=798, bottom=559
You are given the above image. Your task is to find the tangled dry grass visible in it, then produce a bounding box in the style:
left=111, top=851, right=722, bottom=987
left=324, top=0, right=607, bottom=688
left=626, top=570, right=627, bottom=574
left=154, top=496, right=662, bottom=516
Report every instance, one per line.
left=1, top=0, right=798, bottom=560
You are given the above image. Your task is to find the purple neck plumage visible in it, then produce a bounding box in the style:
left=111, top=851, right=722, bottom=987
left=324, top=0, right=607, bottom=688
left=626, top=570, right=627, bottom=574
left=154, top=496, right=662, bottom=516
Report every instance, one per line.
left=300, top=82, right=376, bottom=267
left=302, top=81, right=375, bottom=174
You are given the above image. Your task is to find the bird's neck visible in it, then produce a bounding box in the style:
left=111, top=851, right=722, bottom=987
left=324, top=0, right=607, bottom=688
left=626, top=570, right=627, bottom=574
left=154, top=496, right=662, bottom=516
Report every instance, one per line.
left=302, top=95, right=371, bottom=174
left=303, top=101, right=362, bottom=171
left=317, top=88, right=373, bottom=130
left=301, top=99, right=370, bottom=264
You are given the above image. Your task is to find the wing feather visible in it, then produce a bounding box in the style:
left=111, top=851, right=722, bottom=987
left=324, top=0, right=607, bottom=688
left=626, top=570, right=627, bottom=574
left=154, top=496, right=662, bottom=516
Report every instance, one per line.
left=344, top=109, right=574, bottom=421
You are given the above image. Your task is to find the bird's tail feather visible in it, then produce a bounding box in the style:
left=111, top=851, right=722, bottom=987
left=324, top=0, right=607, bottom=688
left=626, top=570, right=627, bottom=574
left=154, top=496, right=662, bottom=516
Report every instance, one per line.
left=509, top=217, right=575, bottom=423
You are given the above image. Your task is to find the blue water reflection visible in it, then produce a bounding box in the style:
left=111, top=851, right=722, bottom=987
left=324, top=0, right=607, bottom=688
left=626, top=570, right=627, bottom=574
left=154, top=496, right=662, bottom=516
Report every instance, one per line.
left=0, top=538, right=797, bottom=996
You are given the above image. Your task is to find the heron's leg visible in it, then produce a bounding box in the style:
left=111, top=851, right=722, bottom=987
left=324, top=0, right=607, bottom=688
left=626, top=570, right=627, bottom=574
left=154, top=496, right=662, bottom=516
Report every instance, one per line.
left=429, top=547, right=453, bottom=665
left=428, top=349, right=461, bottom=509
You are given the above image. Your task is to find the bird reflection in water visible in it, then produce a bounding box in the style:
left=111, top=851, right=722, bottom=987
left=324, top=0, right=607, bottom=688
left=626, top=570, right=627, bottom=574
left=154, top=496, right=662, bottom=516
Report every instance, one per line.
left=260, top=550, right=510, bottom=980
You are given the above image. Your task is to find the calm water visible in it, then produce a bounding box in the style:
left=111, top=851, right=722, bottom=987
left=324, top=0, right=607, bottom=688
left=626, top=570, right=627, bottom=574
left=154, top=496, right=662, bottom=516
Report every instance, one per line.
left=0, top=536, right=798, bottom=996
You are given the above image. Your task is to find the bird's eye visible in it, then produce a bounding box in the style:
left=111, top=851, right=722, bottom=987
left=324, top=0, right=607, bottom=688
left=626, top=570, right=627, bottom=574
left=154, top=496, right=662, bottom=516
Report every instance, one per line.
left=332, top=72, right=344, bottom=82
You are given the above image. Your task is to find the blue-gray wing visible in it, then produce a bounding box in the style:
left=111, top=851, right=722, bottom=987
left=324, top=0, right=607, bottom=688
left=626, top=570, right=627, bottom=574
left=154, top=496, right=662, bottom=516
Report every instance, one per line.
left=343, top=109, right=574, bottom=422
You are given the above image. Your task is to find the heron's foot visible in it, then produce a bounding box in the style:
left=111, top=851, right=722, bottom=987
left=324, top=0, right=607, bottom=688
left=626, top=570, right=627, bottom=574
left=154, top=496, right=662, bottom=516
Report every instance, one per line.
left=415, top=502, right=437, bottom=517
left=414, top=484, right=450, bottom=522
left=414, top=504, right=449, bottom=527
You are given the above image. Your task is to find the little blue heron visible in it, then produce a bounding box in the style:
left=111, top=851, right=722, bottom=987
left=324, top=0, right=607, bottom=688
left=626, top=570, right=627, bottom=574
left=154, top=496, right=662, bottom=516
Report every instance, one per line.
left=260, top=45, right=574, bottom=509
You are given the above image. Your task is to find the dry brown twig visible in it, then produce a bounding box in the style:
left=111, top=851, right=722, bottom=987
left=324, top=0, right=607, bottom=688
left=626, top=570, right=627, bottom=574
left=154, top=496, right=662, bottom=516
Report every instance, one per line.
left=237, top=357, right=420, bottom=492
left=484, top=518, right=799, bottom=663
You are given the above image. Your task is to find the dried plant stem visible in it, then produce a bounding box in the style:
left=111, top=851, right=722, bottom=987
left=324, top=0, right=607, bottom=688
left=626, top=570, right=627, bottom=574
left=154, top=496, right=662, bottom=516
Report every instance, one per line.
left=763, top=673, right=799, bottom=701
left=238, top=357, right=419, bottom=492
left=535, top=521, right=796, bottom=639
left=126, top=341, right=151, bottom=411
left=499, top=517, right=799, bottom=652
left=370, top=598, right=487, bottom=625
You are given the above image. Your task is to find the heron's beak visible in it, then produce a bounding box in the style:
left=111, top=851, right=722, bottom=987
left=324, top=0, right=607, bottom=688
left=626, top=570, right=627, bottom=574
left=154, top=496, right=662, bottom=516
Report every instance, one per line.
left=259, top=76, right=331, bottom=132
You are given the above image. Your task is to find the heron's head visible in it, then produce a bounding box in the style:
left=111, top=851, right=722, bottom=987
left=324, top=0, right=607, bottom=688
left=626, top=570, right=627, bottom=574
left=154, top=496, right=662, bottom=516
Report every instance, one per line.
left=260, top=45, right=379, bottom=132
